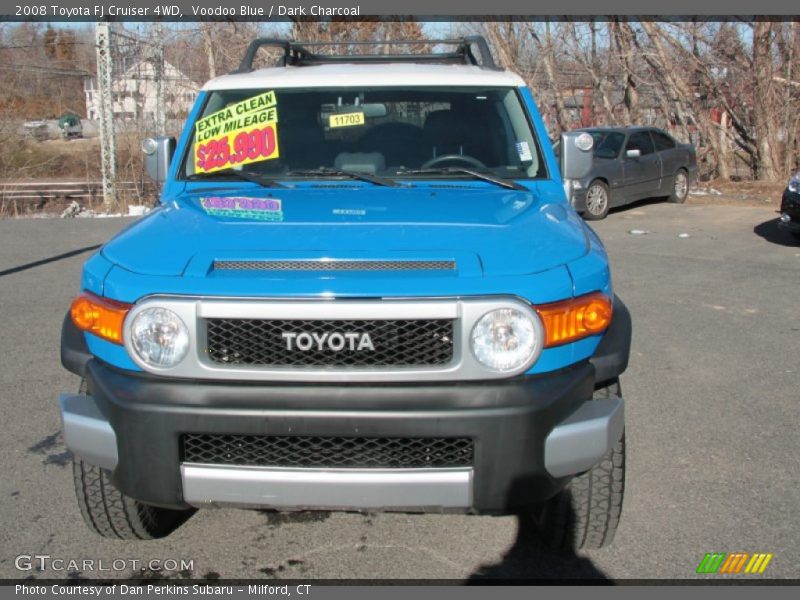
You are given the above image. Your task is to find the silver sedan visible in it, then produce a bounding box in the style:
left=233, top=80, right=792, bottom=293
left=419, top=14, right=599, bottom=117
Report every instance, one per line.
left=565, top=126, right=697, bottom=220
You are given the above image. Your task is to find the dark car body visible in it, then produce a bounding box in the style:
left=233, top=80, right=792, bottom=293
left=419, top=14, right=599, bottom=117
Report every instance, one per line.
left=566, top=126, right=697, bottom=219
left=778, top=173, right=800, bottom=239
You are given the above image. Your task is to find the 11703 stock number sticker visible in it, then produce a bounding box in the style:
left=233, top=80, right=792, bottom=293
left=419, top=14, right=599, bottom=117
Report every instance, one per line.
left=328, top=112, right=365, bottom=128
left=194, top=91, right=280, bottom=174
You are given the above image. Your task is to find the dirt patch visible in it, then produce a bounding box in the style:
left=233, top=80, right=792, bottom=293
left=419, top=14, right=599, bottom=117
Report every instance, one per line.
left=689, top=179, right=786, bottom=207
left=708, top=178, right=787, bottom=197
left=1, top=131, right=147, bottom=193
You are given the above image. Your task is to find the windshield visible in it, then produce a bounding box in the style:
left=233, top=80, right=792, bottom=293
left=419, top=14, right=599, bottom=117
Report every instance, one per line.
left=181, top=86, right=545, bottom=181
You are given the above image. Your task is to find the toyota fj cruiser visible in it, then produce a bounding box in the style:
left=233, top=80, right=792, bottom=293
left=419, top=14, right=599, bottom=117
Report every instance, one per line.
left=59, top=38, right=630, bottom=550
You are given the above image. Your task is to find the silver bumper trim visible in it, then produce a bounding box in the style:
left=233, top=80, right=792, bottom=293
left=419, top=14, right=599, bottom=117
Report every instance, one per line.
left=59, top=393, right=118, bottom=470
left=181, top=465, right=473, bottom=510
left=544, top=395, right=624, bottom=478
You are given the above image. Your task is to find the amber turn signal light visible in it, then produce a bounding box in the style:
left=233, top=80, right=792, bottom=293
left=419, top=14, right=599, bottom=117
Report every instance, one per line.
left=70, top=292, right=131, bottom=344
left=536, top=292, right=613, bottom=348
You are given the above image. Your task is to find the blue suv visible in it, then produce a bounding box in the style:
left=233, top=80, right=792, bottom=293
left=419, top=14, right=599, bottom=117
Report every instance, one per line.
left=59, top=38, right=630, bottom=550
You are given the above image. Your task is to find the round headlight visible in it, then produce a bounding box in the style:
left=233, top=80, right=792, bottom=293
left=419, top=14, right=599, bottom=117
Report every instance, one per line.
left=129, top=307, right=189, bottom=368
left=470, top=308, right=541, bottom=372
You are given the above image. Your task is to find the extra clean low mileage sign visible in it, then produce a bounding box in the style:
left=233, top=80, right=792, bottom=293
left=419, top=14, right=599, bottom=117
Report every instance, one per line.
left=194, top=91, right=280, bottom=174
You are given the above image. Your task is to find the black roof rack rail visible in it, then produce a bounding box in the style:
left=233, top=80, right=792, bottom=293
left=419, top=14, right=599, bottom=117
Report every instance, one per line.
left=232, top=36, right=500, bottom=74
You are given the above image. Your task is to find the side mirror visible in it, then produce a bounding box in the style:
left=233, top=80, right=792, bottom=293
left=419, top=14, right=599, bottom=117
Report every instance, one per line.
left=141, top=136, right=176, bottom=183
left=559, top=132, right=594, bottom=180
left=625, top=148, right=641, bottom=159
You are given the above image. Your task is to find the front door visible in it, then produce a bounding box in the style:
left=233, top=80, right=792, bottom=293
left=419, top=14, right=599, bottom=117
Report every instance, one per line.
left=623, top=131, right=662, bottom=200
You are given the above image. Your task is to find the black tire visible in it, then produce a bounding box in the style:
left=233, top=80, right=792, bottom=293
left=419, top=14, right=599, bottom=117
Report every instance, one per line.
left=72, top=380, right=193, bottom=539
left=530, top=380, right=625, bottom=551
left=669, top=169, right=689, bottom=203
left=583, top=180, right=611, bottom=220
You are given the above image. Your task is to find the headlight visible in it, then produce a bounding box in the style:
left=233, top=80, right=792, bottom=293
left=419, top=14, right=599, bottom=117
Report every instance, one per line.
left=470, top=308, right=542, bottom=372
left=129, top=307, right=189, bottom=368
left=788, top=172, right=800, bottom=193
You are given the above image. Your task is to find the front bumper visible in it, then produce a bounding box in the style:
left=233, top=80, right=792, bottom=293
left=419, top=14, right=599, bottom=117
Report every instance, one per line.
left=779, top=189, right=800, bottom=231
left=59, top=299, right=630, bottom=514
left=61, top=360, right=623, bottom=513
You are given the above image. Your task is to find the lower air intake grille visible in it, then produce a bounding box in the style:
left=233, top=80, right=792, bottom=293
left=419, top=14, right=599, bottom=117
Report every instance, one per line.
left=204, top=318, right=454, bottom=367
left=182, top=435, right=474, bottom=468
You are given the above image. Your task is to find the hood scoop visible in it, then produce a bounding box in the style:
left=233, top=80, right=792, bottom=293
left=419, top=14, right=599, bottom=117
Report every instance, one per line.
left=212, top=259, right=457, bottom=273
left=182, top=251, right=482, bottom=279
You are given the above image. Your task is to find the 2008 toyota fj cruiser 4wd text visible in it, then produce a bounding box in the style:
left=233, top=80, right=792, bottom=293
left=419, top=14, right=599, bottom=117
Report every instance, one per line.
left=59, top=38, right=630, bottom=550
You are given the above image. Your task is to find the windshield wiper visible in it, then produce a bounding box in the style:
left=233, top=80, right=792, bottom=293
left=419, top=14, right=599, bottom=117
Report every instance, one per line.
left=285, top=167, right=401, bottom=188
left=397, top=167, right=528, bottom=191
left=186, top=168, right=288, bottom=189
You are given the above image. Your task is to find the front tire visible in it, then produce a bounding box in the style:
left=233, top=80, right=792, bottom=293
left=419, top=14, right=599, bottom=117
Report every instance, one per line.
left=73, top=460, right=193, bottom=539
left=669, top=169, right=689, bottom=203
left=583, top=180, right=611, bottom=220
left=71, top=379, right=193, bottom=539
left=529, top=380, right=626, bottom=551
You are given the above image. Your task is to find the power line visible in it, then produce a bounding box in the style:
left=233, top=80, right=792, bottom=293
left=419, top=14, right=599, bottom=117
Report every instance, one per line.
left=0, top=42, right=95, bottom=50
left=0, top=63, right=89, bottom=76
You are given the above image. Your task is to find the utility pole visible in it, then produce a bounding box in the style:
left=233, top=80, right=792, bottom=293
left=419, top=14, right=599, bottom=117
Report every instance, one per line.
left=153, top=21, right=166, bottom=137
left=96, top=23, right=117, bottom=209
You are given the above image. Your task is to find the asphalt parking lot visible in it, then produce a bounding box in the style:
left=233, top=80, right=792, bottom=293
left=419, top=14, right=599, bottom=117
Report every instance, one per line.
left=0, top=199, right=798, bottom=581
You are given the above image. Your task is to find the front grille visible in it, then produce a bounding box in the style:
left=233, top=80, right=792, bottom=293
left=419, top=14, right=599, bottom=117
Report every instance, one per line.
left=182, top=434, right=474, bottom=468
left=205, top=318, right=454, bottom=367
left=213, top=260, right=456, bottom=272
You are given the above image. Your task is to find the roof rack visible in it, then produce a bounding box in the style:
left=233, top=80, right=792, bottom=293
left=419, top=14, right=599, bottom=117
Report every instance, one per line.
left=232, top=36, right=500, bottom=74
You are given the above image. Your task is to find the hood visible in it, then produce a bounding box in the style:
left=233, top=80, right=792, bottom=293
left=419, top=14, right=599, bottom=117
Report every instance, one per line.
left=101, top=181, right=589, bottom=279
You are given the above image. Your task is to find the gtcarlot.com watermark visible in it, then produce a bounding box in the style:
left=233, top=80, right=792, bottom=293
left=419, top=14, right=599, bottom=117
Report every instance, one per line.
left=15, top=554, right=194, bottom=573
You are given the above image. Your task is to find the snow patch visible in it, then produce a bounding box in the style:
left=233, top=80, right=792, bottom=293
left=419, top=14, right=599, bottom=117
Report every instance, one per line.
left=60, top=202, right=150, bottom=219
left=689, top=187, right=723, bottom=197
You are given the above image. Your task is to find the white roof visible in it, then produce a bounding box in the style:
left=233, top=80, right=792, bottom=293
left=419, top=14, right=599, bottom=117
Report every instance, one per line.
left=202, top=63, right=526, bottom=91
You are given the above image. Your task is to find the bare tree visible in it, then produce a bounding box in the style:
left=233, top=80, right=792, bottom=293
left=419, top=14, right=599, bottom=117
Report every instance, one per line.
left=505, top=18, right=798, bottom=180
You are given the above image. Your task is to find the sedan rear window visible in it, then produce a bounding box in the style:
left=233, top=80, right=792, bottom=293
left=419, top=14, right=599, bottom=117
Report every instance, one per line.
left=651, top=130, right=676, bottom=151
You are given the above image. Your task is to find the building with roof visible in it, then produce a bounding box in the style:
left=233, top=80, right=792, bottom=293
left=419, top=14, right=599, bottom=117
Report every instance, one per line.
left=84, top=58, right=199, bottom=122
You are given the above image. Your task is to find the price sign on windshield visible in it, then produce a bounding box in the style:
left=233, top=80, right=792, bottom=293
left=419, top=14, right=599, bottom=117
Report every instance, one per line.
left=194, top=91, right=280, bottom=174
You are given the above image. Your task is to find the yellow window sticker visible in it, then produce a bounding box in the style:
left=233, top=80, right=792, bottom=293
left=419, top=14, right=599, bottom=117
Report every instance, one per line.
left=194, top=91, right=280, bottom=174
left=329, top=112, right=365, bottom=129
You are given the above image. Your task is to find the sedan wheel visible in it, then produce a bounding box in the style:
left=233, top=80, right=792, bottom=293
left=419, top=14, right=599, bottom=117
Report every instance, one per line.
left=584, top=181, right=610, bottom=220
left=669, top=170, right=689, bottom=203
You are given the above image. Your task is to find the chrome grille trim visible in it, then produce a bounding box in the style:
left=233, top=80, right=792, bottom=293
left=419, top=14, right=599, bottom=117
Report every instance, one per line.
left=122, top=297, right=544, bottom=382
left=213, top=259, right=456, bottom=272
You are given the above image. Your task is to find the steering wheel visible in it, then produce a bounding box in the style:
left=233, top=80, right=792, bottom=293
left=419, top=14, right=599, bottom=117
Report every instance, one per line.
left=422, top=154, right=487, bottom=170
